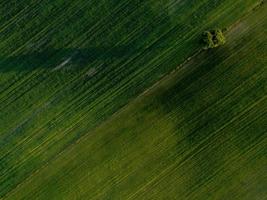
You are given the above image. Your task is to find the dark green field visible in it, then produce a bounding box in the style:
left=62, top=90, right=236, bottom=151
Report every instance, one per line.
left=0, top=0, right=266, bottom=199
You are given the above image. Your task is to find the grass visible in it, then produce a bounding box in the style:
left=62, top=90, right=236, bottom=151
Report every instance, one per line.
left=2, top=2, right=266, bottom=199
left=0, top=0, right=261, bottom=197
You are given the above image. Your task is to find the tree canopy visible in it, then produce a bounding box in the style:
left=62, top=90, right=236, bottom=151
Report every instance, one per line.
left=202, top=29, right=226, bottom=49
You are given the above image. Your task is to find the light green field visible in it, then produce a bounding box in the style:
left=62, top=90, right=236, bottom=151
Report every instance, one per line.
left=1, top=1, right=266, bottom=199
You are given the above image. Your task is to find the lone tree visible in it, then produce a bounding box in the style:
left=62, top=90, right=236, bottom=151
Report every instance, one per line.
left=202, top=29, right=226, bottom=49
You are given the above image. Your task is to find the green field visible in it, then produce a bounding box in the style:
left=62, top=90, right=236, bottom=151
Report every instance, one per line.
left=1, top=0, right=266, bottom=199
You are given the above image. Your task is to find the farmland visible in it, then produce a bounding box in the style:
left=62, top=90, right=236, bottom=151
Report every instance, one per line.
left=1, top=0, right=266, bottom=199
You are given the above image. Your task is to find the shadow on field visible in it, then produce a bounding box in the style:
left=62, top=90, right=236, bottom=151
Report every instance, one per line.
left=158, top=46, right=232, bottom=115
left=163, top=47, right=234, bottom=133
left=153, top=46, right=235, bottom=190
left=0, top=46, right=138, bottom=72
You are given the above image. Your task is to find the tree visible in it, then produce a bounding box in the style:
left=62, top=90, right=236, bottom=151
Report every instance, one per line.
left=202, top=31, right=214, bottom=49
left=202, top=29, right=226, bottom=49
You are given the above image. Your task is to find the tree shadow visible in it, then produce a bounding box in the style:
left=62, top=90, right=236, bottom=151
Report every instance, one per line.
left=0, top=46, right=138, bottom=73
left=158, top=46, right=232, bottom=114
left=151, top=45, right=234, bottom=189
